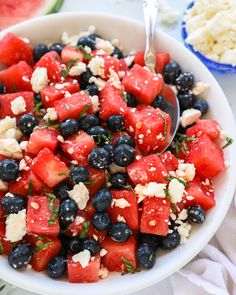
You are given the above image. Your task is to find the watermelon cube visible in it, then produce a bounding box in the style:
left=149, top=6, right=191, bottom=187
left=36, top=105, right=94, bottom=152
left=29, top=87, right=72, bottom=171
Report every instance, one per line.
left=187, top=134, right=225, bottom=179
left=186, top=119, right=220, bottom=140
left=61, top=130, right=96, bottom=166
left=122, top=64, right=164, bottom=104
left=101, top=237, right=137, bottom=272
left=99, top=82, right=127, bottom=120
left=87, top=166, right=106, bottom=197
left=26, top=195, right=60, bottom=236
left=26, top=128, right=59, bottom=155
left=140, top=197, right=170, bottom=236
left=61, top=45, right=83, bottom=63
left=0, top=61, right=32, bottom=93
left=0, top=32, right=33, bottom=66
left=127, top=154, right=169, bottom=186
left=159, top=151, right=179, bottom=172
left=0, top=92, right=34, bottom=119
left=54, top=92, right=93, bottom=121
left=31, top=148, right=70, bottom=188
left=109, top=190, right=139, bottom=230
left=0, top=222, right=15, bottom=255
left=134, top=51, right=170, bottom=73
left=68, top=254, right=101, bottom=283
left=103, top=55, right=120, bottom=79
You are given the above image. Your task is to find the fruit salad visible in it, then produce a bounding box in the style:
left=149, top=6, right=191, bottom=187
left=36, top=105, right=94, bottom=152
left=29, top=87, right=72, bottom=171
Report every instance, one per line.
left=0, top=27, right=231, bottom=283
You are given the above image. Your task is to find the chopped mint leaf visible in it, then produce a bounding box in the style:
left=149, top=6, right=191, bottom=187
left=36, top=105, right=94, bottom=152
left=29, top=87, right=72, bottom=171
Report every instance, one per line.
left=79, top=221, right=90, bottom=239
left=222, top=136, right=233, bottom=149
left=34, top=241, right=54, bottom=252
left=79, top=104, right=92, bottom=118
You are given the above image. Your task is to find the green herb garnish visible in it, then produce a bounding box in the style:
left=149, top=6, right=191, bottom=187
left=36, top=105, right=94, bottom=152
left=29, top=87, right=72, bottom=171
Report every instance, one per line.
left=121, top=91, right=127, bottom=102
left=76, top=45, right=93, bottom=61
left=35, top=118, right=60, bottom=130
left=164, top=189, right=177, bottom=213
left=48, top=205, right=59, bottom=225
left=79, top=104, right=92, bottom=118
left=79, top=221, right=91, bottom=239
left=34, top=241, right=54, bottom=252
left=0, top=237, right=5, bottom=254
left=46, top=193, right=59, bottom=225
left=84, top=180, right=95, bottom=186
left=61, top=58, right=81, bottom=78
left=172, top=133, right=198, bottom=156
left=121, top=256, right=139, bottom=275
left=0, top=285, right=5, bottom=292
left=165, top=176, right=190, bottom=188
left=58, top=172, right=69, bottom=177
left=222, top=136, right=233, bottom=149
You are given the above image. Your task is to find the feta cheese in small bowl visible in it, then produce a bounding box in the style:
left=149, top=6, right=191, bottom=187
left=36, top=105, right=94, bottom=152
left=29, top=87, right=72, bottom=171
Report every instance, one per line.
left=182, top=0, right=236, bottom=73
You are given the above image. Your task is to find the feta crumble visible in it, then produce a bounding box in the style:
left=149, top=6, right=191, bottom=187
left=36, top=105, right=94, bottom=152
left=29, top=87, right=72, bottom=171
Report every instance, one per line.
left=168, top=178, right=185, bottom=203
left=0, top=116, right=21, bottom=140
left=68, top=183, right=89, bottom=210
left=135, top=182, right=167, bottom=198
left=43, top=107, right=58, bottom=121
left=72, top=249, right=91, bottom=268
left=31, top=67, right=48, bottom=93
left=90, top=95, right=100, bottom=112
left=99, top=267, right=109, bottom=279
left=177, top=222, right=192, bottom=245
left=88, top=56, right=105, bottom=78
left=112, top=198, right=131, bottom=208
left=95, top=38, right=114, bottom=55
left=69, top=62, right=87, bottom=76
left=180, top=108, right=201, bottom=128
left=0, top=138, right=23, bottom=159
left=5, top=209, right=27, bottom=242
left=10, top=96, right=26, bottom=115
left=192, top=82, right=210, bottom=96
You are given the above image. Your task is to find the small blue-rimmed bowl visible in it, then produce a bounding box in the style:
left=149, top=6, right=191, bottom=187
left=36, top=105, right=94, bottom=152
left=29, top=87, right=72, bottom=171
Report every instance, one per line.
left=182, top=1, right=236, bottom=74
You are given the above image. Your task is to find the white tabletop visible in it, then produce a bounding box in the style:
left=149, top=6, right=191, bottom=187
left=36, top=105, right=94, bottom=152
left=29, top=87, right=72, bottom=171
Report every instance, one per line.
left=0, top=0, right=235, bottom=294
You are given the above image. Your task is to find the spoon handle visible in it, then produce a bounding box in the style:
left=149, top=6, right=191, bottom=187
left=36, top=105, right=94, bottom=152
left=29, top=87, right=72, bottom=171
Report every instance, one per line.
left=143, top=0, right=158, bottom=72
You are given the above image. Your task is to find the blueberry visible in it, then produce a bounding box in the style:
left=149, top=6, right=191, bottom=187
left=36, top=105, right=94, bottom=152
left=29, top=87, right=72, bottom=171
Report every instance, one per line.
left=159, top=231, right=180, bottom=250
left=115, top=135, right=135, bottom=148
left=88, top=148, right=111, bottom=169
left=85, top=83, right=99, bottom=96
left=54, top=182, right=72, bottom=201
left=18, top=114, right=39, bottom=136
left=33, top=44, right=49, bottom=62
left=92, top=212, right=111, bottom=231
left=58, top=234, right=70, bottom=256
left=108, top=222, right=132, bottom=242
left=176, top=72, right=194, bottom=91
left=151, top=95, right=170, bottom=112
left=49, top=43, right=65, bottom=55
left=136, top=243, right=156, bottom=269
left=87, top=126, right=109, bottom=143
left=193, top=99, right=209, bottom=115
left=59, top=199, right=77, bottom=226
left=79, top=68, right=93, bottom=89
left=68, top=237, right=83, bottom=253
left=1, top=194, right=26, bottom=214
left=0, top=159, right=19, bottom=181
left=81, top=238, right=100, bottom=256
left=92, top=189, right=112, bottom=211
left=70, top=166, right=89, bottom=184
left=187, top=205, right=205, bottom=224
left=34, top=93, right=42, bottom=103
left=0, top=82, right=6, bottom=94
left=47, top=256, right=67, bottom=278
left=126, top=93, right=137, bottom=107
left=113, top=144, right=135, bottom=167
left=112, top=47, right=124, bottom=59
left=138, top=233, right=161, bottom=252
left=78, top=114, right=100, bottom=131
left=163, top=61, right=182, bottom=84
left=107, top=115, right=124, bottom=132
left=77, top=37, right=95, bottom=50
left=88, top=34, right=102, bottom=41
left=8, top=244, right=33, bottom=269
left=59, top=119, right=79, bottom=138
left=102, top=144, right=114, bottom=164
left=110, top=173, right=128, bottom=189
left=178, top=92, right=196, bottom=112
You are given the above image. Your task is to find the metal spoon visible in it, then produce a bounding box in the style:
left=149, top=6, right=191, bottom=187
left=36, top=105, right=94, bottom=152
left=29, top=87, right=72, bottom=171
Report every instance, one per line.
left=143, top=0, right=180, bottom=152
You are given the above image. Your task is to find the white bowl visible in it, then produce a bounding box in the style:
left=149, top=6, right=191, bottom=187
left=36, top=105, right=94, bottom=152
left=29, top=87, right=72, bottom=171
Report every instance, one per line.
left=0, top=12, right=236, bottom=295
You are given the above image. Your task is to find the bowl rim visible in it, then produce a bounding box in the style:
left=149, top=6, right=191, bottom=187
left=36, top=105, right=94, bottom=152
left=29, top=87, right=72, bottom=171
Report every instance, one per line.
left=0, top=11, right=236, bottom=295
left=182, top=1, right=236, bottom=73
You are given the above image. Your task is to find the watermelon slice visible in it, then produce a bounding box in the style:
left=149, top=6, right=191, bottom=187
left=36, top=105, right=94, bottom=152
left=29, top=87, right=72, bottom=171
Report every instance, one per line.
left=0, top=0, right=64, bottom=30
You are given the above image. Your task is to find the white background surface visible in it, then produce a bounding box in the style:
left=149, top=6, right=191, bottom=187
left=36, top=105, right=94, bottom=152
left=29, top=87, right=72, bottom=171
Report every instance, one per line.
left=0, top=0, right=236, bottom=294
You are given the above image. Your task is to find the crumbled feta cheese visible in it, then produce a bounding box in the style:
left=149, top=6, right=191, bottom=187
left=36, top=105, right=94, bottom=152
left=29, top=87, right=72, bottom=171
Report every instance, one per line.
left=19, top=141, right=28, bottom=150
left=61, top=32, right=80, bottom=46
left=10, top=96, right=26, bottom=115
left=89, top=76, right=106, bottom=91
left=5, top=209, right=26, bottom=242
left=135, top=182, right=167, bottom=198
left=112, top=198, right=131, bottom=209
left=88, top=56, right=105, bottom=78
left=100, top=249, right=108, bottom=257
left=68, top=183, right=89, bottom=210
left=177, top=222, right=192, bottom=244
left=72, top=249, right=91, bottom=268
left=0, top=180, right=8, bottom=191
left=0, top=138, right=23, bottom=159
left=69, top=62, right=87, bottom=76
left=19, top=159, right=29, bottom=171
left=31, top=67, right=48, bottom=93
left=0, top=116, right=22, bottom=140
left=186, top=195, right=194, bottom=201
left=95, top=38, right=114, bottom=55
left=43, top=107, right=58, bottom=121
left=168, top=178, right=185, bottom=203
left=192, top=82, right=210, bottom=96
left=149, top=220, right=156, bottom=226
left=109, top=163, right=126, bottom=174
left=117, top=214, right=126, bottom=223
left=108, top=69, right=121, bottom=89
left=57, top=135, right=64, bottom=143
left=124, top=55, right=135, bottom=67
left=90, top=95, right=100, bottom=112
left=176, top=163, right=196, bottom=181
left=180, top=108, right=201, bottom=128
left=99, top=267, right=109, bottom=279
left=30, top=202, right=39, bottom=210
left=74, top=216, right=85, bottom=225
left=178, top=209, right=188, bottom=221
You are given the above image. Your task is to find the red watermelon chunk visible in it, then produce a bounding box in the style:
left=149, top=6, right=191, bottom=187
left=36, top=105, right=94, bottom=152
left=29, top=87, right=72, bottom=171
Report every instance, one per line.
left=0, top=61, right=32, bottom=93
left=122, top=64, right=164, bottom=104
left=103, top=55, right=120, bottom=79
left=68, top=254, right=101, bottom=283
left=186, top=119, right=221, bottom=141
left=0, top=32, right=33, bottom=66
left=101, top=237, right=137, bottom=272
left=87, top=167, right=106, bottom=197
left=41, top=79, right=80, bottom=108
left=26, top=128, right=59, bottom=155
left=31, top=148, right=69, bottom=188
left=160, top=151, right=179, bottom=172
left=187, top=134, right=225, bottom=179
left=134, top=51, right=170, bottom=73
left=54, top=92, right=92, bottom=121
left=127, top=154, right=169, bottom=186
left=27, top=235, right=61, bottom=272
left=0, top=222, right=16, bottom=255
left=35, top=51, right=63, bottom=82
left=109, top=190, right=139, bottom=230
left=26, top=195, right=60, bottom=236
left=0, top=91, right=34, bottom=119
left=140, top=197, right=170, bottom=236
left=99, top=82, right=127, bottom=120
left=61, top=45, right=84, bottom=63
left=61, top=131, right=96, bottom=166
